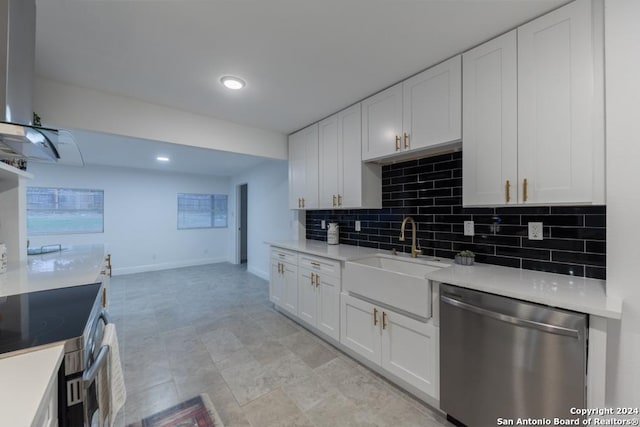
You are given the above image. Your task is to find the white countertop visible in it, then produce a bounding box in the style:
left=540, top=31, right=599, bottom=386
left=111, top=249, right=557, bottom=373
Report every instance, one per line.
left=0, top=344, right=64, bottom=426
left=268, top=240, right=381, bottom=261
left=269, top=240, right=622, bottom=319
left=0, top=244, right=105, bottom=297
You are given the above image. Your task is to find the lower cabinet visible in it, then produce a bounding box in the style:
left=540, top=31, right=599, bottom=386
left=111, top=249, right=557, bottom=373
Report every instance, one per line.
left=340, top=293, right=439, bottom=398
left=270, top=249, right=299, bottom=316
left=298, top=255, right=341, bottom=341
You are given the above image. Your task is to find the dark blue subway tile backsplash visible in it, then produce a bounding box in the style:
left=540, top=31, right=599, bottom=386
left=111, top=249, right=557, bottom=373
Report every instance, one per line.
left=306, top=152, right=607, bottom=280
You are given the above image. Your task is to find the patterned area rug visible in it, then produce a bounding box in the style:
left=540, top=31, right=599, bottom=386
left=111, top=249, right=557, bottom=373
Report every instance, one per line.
left=126, top=394, right=224, bottom=427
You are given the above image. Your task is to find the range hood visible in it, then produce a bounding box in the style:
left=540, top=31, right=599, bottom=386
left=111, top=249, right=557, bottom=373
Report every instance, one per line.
left=0, top=0, right=59, bottom=162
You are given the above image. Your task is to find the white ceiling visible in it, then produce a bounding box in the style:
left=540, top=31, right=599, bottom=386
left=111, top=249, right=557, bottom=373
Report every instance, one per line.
left=57, top=129, right=273, bottom=177
left=35, top=0, right=568, bottom=135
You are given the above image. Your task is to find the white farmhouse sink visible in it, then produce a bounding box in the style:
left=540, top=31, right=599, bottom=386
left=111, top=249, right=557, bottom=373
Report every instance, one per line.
left=343, top=255, right=450, bottom=318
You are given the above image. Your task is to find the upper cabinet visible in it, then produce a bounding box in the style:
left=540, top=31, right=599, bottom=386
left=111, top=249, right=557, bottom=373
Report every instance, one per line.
left=362, top=56, right=461, bottom=162
left=289, top=123, right=319, bottom=210
left=463, top=31, right=518, bottom=206
left=463, top=0, right=604, bottom=206
left=319, top=104, right=381, bottom=210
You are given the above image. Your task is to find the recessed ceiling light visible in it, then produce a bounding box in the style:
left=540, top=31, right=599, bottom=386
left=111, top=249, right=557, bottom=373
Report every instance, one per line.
left=157, top=156, right=170, bottom=162
left=220, top=76, right=246, bottom=90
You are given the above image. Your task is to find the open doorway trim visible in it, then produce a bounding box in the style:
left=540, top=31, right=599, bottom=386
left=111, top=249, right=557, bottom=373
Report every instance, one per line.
left=235, top=182, right=248, bottom=265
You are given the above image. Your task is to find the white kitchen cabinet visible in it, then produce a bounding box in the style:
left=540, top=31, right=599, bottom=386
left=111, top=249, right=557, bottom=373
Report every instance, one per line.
left=269, top=248, right=298, bottom=313
left=319, top=104, right=382, bottom=209
left=32, top=369, right=58, bottom=427
left=380, top=308, right=439, bottom=399
left=297, top=254, right=341, bottom=341
left=288, top=123, right=319, bottom=209
left=463, top=0, right=604, bottom=206
left=463, top=31, right=518, bottom=206
left=340, top=292, right=439, bottom=398
left=361, top=83, right=403, bottom=161
left=402, top=56, right=461, bottom=152
left=340, top=293, right=382, bottom=365
left=362, top=56, right=461, bottom=161
left=517, top=0, right=603, bottom=204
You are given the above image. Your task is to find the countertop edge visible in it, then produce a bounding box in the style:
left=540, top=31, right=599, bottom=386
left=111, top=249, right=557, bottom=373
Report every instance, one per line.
left=268, top=240, right=622, bottom=320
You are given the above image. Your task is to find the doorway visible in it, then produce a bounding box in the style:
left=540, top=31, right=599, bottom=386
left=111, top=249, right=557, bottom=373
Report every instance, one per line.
left=238, top=183, right=248, bottom=264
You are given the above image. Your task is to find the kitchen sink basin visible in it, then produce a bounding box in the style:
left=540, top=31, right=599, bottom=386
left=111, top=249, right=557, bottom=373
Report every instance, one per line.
left=343, top=255, right=451, bottom=318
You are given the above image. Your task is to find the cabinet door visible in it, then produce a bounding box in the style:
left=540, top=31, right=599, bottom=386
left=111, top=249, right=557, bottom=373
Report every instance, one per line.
left=361, top=83, right=403, bottom=161
left=517, top=0, right=596, bottom=204
left=318, top=114, right=339, bottom=209
left=381, top=310, right=439, bottom=399
left=338, top=103, right=363, bottom=209
left=303, top=124, right=320, bottom=209
left=463, top=31, right=518, bottom=206
left=316, top=272, right=340, bottom=341
left=340, top=293, right=381, bottom=365
left=269, top=260, right=284, bottom=306
left=298, top=268, right=317, bottom=327
left=288, top=130, right=306, bottom=209
left=403, top=56, right=461, bottom=151
left=282, top=263, right=298, bottom=316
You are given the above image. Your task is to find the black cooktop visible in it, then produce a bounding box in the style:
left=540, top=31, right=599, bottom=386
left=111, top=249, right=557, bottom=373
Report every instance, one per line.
left=0, top=283, right=101, bottom=356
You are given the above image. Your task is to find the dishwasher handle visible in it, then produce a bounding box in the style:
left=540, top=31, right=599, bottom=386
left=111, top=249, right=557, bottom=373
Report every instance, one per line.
left=440, top=294, right=580, bottom=339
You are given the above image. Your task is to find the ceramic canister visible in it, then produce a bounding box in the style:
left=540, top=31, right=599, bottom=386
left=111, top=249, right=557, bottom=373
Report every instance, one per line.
left=0, top=243, right=7, bottom=274
left=327, top=223, right=340, bottom=245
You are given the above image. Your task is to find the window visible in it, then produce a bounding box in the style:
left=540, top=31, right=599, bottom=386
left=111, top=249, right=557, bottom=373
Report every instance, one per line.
left=178, top=193, right=227, bottom=229
left=27, top=187, right=104, bottom=235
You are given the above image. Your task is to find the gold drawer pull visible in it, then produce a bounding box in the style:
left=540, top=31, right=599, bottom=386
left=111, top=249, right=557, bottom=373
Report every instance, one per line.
left=523, top=178, right=528, bottom=202
left=373, top=307, right=379, bottom=326
left=395, top=135, right=401, bottom=151
left=337, top=194, right=342, bottom=207
left=310, top=262, right=321, bottom=267
left=403, top=132, right=409, bottom=149
left=311, top=273, right=315, bottom=286
left=315, top=273, right=320, bottom=287
left=382, top=311, right=388, bottom=330
left=102, top=288, right=107, bottom=308
left=333, top=195, right=337, bottom=207
left=505, top=180, right=511, bottom=203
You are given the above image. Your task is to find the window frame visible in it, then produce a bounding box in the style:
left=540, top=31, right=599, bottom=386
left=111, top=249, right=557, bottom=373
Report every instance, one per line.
left=26, top=186, right=105, bottom=235
left=177, top=193, right=228, bottom=230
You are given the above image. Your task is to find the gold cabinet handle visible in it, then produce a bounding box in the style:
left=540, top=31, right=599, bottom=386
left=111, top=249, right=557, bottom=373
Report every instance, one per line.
left=403, top=132, right=409, bottom=149
left=373, top=307, right=379, bottom=326
left=102, top=288, right=107, bottom=308
left=523, top=178, right=528, bottom=202
left=310, top=261, right=321, bottom=268
left=382, top=311, right=388, bottom=330
left=100, top=270, right=107, bottom=276
left=337, top=194, right=342, bottom=207
left=315, top=273, right=320, bottom=287
left=277, top=263, right=281, bottom=274
left=311, top=273, right=316, bottom=286
left=302, top=197, right=305, bottom=208
left=298, top=198, right=301, bottom=208
left=332, top=195, right=337, bottom=207
left=505, top=180, right=511, bottom=203
left=395, top=135, right=401, bottom=151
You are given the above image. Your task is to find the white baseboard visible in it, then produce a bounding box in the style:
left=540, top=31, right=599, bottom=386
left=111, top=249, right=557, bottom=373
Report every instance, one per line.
left=112, top=256, right=227, bottom=276
left=248, top=265, right=269, bottom=281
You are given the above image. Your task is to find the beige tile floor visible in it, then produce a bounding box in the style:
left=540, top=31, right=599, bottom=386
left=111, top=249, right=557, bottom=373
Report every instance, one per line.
left=109, top=263, right=452, bottom=427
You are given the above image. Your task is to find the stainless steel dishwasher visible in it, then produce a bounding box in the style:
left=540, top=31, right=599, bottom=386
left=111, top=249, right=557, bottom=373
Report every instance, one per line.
left=440, top=284, right=587, bottom=427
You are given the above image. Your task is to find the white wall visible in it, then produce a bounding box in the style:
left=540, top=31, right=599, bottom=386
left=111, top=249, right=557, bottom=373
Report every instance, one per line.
left=34, top=78, right=288, bottom=160
left=28, top=163, right=231, bottom=275
left=604, top=0, right=640, bottom=407
left=227, top=160, right=296, bottom=279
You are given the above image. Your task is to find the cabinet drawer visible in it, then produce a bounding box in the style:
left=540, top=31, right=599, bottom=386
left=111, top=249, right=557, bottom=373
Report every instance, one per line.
left=299, top=254, right=341, bottom=278
left=271, top=248, right=298, bottom=265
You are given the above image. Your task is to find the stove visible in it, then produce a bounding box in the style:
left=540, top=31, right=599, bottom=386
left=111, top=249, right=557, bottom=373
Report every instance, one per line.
left=0, top=284, right=101, bottom=357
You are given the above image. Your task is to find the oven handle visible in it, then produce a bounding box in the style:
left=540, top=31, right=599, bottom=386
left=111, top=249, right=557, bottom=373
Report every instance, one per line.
left=85, top=310, right=111, bottom=367
left=83, top=345, right=110, bottom=388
